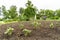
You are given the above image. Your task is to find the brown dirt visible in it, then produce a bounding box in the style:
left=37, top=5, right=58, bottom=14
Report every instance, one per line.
left=0, top=21, right=60, bottom=40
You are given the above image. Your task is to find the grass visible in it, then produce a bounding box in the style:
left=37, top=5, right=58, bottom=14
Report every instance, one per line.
left=39, top=18, right=60, bottom=21
left=0, top=21, right=18, bottom=25
left=0, top=21, right=5, bottom=24
left=0, top=18, right=60, bottom=25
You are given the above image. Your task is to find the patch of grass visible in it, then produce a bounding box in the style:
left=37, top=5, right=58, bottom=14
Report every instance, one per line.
left=3, top=19, right=18, bottom=24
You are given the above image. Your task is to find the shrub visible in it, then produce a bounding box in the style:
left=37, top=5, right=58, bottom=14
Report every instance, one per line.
left=19, top=15, right=27, bottom=21
left=22, top=29, right=32, bottom=37
left=4, top=27, right=14, bottom=36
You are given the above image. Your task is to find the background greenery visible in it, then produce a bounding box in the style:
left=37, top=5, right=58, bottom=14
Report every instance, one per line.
left=0, top=0, right=60, bottom=22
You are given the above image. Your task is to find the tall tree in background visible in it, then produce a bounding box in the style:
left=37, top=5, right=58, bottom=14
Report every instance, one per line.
left=38, top=9, right=46, bottom=20
left=8, top=5, right=18, bottom=19
left=24, top=0, right=37, bottom=20
left=55, top=9, right=60, bottom=17
left=2, top=5, right=9, bottom=19
left=0, top=7, right=1, bottom=15
left=45, top=9, right=54, bottom=18
left=38, top=9, right=55, bottom=20
left=19, top=7, right=25, bottom=15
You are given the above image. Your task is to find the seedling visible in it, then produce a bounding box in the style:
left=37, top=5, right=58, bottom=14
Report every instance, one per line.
left=32, top=20, right=41, bottom=29
left=50, top=23, right=54, bottom=29
left=4, top=27, right=14, bottom=36
left=22, top=29, right=32, bottom=37
left=19, top=24, right=25, bottom=30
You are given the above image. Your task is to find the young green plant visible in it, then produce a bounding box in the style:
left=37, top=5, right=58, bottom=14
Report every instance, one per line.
left=4, top=27, right=14, bottom=36
left=50, top=23, right=54, bottom=29
left=22, top=29, right=32, bottom=37
left=32, top=20, right=41, bottom=29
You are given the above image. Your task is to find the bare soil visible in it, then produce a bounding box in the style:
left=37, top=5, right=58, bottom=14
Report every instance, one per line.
left=0, top=21, right=60, bottom=40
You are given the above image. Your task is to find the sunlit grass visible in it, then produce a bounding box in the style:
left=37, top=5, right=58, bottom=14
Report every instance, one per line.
left=0, top=18, right=60, bottom=25
left=0, top=21, right=18, bottom=25
left=0, top=21, right=5, bottom=24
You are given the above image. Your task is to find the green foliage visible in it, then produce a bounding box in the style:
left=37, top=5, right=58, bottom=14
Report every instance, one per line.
left=19, top=7, right=27, bottom=21
left=19, top=7, right=25, bottom=14
left=2, top=5, right=18, bottom=20
left=55, top=9, right=60, bottom=17
left=19, top=24, right=25, bottom=30
left=1, top=0, right=60, bottom=21
left=0, top=18, right=3, bottom=21
left=22, top=29, right=32, bottom=36
left=24, top=0, right=37, bottom=20
left=19, top=14, right=27, bottom=21
left=39, top=9, right=54, bottom=20
left=36, top=14, right=40, bottom=19
left=50, top=23, right=54, bottom=29
left=0, top=7, right=1, bottom=15
left=4, top=19, right=13, bottom=22
left=8, top=5, right=18, bottom=19
left=4, top=27, right=14, bottom=36
left=45, top=9, right=54, bottom=18
left=2, top=5, right=9, bottom=19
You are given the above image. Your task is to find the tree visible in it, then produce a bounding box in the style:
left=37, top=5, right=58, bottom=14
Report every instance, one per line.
left=2, top=5, right=9, bottom=19
left=19, top=7, right=25, bottom=15
left=19, top=7, right=27, bottom=21
left=38, top=9, right=47, bottom=20
left=45, top=9, right=54, bottom=18
left=39, top=9, right=55, bottom=20
left=0, top=7, right=1, bottom=15
left=24, top=0, right=37, bottom=20
left=55, top=9, right=60, bottom=17
left=8, top=5, right=18, bottom=19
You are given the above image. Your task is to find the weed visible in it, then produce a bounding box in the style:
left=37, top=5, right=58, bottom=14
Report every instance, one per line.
left=4, top=27, right=14, bottom=36
left=22, top=29, right=32, bottom=37
left=50, top=23, right=54, bottom=29
left=32, top=20, right=41, bottom=29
